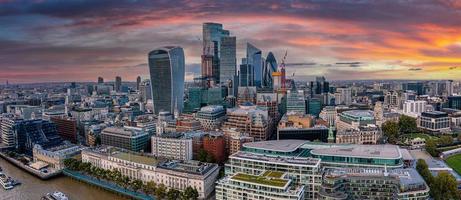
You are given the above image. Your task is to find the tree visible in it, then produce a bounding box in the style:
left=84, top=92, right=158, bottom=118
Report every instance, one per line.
left=425, top=139, right=439, bottom=157
left=155, top=184, right=167, bottom=199
left=197, top=148, right=208, bottom=162
left=144, top=181, right=157, bottom=195
left=382, top=121, right=399, bottom=144
left=181, top=186, right=199, bottom=200
left=131, top=179, right=143, bottom=192
left=438, top=135, right=453, bottom=146
left=416, top=159, right=433, bottom=185
left=167, top=188, right=181, bottom=200
left=430, top=171, right=460, bottom=200
left=206, top=153, right=216, bottom=163
left=398, top=115, right=417, bottom=134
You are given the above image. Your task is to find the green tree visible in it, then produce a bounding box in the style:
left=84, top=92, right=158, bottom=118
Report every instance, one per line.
left=430, top=171, right=460, bottom=200
left=181, top=186, right=199, bottom=200
left=438, top=135, right=453, bottom=146
left=425, top=139, right=439, bottom=157
left=167, top=188, right=181, bottom=200
left=382, top=121, right=399, bottom=144
left=144, top=181, right=157, bottom=195
left=131, top=179, right=143, bottom=192
left=155, top=184, right=167, bottom=199
left=398, top=115, right=417, bottom=134
left=197, top=148, right=208, bottom=162
left=416, top=159, right=433, bottom=185
left=206, top=153, right=216, bottom=163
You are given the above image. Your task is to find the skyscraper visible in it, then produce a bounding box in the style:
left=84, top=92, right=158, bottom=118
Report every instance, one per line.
left=202, top=23, right=230, bottom=84
left=239, top=58, right=253, bottom=87
left=263, top=52, right=277, bottom=89
left=148, top=46, right=185, bottom=114
left=136, top=76, right=141, bottom=91
left=97, top=76, right=104, bottom=84
left=246, top=43, right=262, bottom=87
left=115, top=76, right=122, bottom=92
left=220, top=36, right=236, bottom=84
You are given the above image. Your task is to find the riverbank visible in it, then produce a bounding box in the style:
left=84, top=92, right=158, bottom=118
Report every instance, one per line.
left=0, top=156, right=128, bottom=200
left=0, top=151, right=61, bottom=180
left=63, top=169, right=154, bottom=200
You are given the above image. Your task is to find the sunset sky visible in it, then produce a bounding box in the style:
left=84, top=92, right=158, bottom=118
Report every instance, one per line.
left=1, top=0, right=461, bottom=83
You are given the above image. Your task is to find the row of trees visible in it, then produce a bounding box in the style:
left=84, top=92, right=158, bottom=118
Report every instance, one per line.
left=424, top=135, right=455, bottom=157
left=416, top=159, right=460, bottom=200
left=63, top=158, right=199, bottom=200
left=382, top=115, right=418, bottom=144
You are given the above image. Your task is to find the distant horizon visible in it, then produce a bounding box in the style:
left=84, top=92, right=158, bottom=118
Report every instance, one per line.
left=1, top=1, right=461, bottom=83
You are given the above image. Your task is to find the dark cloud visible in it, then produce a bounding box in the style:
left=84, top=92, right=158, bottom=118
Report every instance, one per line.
left=408, top=68, right=423, bottom=71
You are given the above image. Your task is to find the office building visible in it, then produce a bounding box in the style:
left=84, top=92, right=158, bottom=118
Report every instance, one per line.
left=335, top=125, right=382, bottom=144
left=239, top=61, right=254, bottom=87
left=220, top=36, right=236, bottom=83
left=136, top=76, right=141, bottom=91
left=97, top=77, right=104, bottom=84
left=403, top=82, right=424, bottom=95
left=223, top=128, right=254, bottom=155
left=50, top=116, right=78, bottom=143
left=319, top=168, right=429, bottom=200
left=448, top=96, right=461, bottom=110
left=307, top=98, right=322, bottom=117
left=139, top=79, right=152, bottom=103
left=403, top=100, right=427, bottom=116
left=223, top=103, right=270, bottom=141
left=319, top=106, right=336, bottom=126
left=1, top=118, right=63, bottom=155
left=262, top=52, right=277, bottom=89
left=33, top=143, right=85, bottom=170
left=247, top=43, right=263, bottom=87
left=286, top=90, right=306, bottom=114
left=336, top=110, right=375, bottom=131
left=203, top=133, right=226, bottom=163
left=176, top=117, right=202, bottom=132
left=419, top=111, right=450, bottom=133
left=115, top=76, right=122, bottom=92
left=82, top=147, right=219, bottom=199
left=336, top=87, right=352, bottom=106
left=196, top=105, right=226, bottom=131
left=277, top=112, right=329, bottom=142
left=202, top=22, right=230, bottom=83
left=216, top=171, right=305, bottom=200
left=148, top=46, right=185, bottom=114
left=100, top=126, right=149, bottom=152
left=151, top=133, right=193, bottom=160
left=237, top=86, right=257, bottom=104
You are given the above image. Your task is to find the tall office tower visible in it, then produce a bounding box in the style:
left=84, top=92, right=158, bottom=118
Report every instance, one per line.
left=148, top=46, right=185, bottom=114
left=115, top=76, right=122, bottom=92
left=139, top=79, right=152, bottom=103
left=262, top=52, right=277, bottom=89
left=314, top=76, right=330, bottom=94
left=337, top=87, right=352, bottom=106
left=286, top=90, right=306, bottom=114
left=136, top=76, right=141, bottom=91
left=97, top=77, right=104, bottom=84
left=246, top=43, right=262, bottom=87
left=202, top=23, right=230, bottom=84
left=220, top=36, right=236, bottom=84
left=239, top=58, right=253, bottom=87
left=402, top=82, right=424, bottom=95
left=447, top=80, right=454, bottom=96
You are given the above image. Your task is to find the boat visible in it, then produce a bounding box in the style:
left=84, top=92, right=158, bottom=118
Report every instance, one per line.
left=0, top=172, right=14, bottom=190
left=41, top=191, right=69, bottom=200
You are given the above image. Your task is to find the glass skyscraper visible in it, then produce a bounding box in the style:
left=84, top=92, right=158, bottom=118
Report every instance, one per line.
left=202, top=23, right=230, bottom=83
left=148, top=46, right=185, bottom=114
left=263, top=52, right=277, bottom=89
left=220, top=36, right=236, bottom=84
left=246, top=43, right=262, bottom=87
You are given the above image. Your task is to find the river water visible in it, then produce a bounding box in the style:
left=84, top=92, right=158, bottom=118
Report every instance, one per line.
left=0, top=157, right=128, bottom=200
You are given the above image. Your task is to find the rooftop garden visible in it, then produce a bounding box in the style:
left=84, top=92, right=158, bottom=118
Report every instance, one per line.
left=262, top=171, right=284, bottom=178
left=232, top=172, right=288, bottom=187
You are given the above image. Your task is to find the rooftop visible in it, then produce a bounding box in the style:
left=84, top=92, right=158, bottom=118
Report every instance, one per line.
left=231, top=172, right=289, bottom=188
left=243, top=140, right=306, bottom=152
left=111, top=151, right=158, bottom=166
left=341, top=110, right=374, bottom=118
left=310, top=144, right=401, bottom=159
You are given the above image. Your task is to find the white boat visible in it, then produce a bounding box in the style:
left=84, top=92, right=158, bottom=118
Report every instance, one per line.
left=0, top=172, right=14, bottom=190
left=41, top=191, right=69, bottom=200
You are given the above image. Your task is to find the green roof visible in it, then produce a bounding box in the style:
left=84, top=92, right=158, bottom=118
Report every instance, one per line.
left=231, top=172, right=288, bottom=187
left=262, top=171, right=284, bottom=178
left=112, top=152, right=158, bottom=166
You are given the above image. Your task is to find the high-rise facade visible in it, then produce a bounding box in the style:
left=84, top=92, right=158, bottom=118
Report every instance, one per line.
left=239, top=59, right=254, bottom=87
left=220, top=36, right=236, bottom=84
left=136, top=76, right=141, bottom=91
left=202, top=23, right=230, bottom=84
left=246, top=43, right=262, bottom=87
left=148, top=46, right=185, bottom=114
left=97, top=76, right=104, bottom=84
left=115, top=76, right=121, bottom=92
left=262, top=52, right=277, bottom=89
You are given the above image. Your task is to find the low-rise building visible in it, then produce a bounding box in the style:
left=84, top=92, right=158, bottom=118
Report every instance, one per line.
left=216, top=171, right=305, bottom=200
left=196, top=105, right=226, bottom=131
left=335, top=125, right=382, bottom=144
left=82, top=147, right=219, bottom=199
left=100, top=126, right=149, bottom=152
left=336, top=110, right=375, bottom=132
left=419, top=111, right=450, bottom=133
left=33, top=143, right=85, bottom=170
left=151, top=133, right=193, bottom=160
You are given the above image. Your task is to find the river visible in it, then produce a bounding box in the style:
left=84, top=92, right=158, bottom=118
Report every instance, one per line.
left=0, top=157, right=128, bottom=200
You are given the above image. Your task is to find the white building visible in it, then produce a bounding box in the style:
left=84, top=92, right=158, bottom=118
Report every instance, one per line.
left=151, top=133, right=193, bottom=160
left=33, top=143, right=85, bottom=170
left=319, top=106, right=336, bottom=126
left=82, top=147, right=219, bottom=199
left=336, top=87, right=352, bottom=106
left=403, top=100, right=427, bottom=116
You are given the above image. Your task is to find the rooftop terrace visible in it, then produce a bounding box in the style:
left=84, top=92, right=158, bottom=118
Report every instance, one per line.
left=111, top=151, right=158, bottom=166
left=231, top=172, right=289, bottom=188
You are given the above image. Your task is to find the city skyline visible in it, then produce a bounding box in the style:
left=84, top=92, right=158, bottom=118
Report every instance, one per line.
left=1, top=0, right=461, bottom=83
